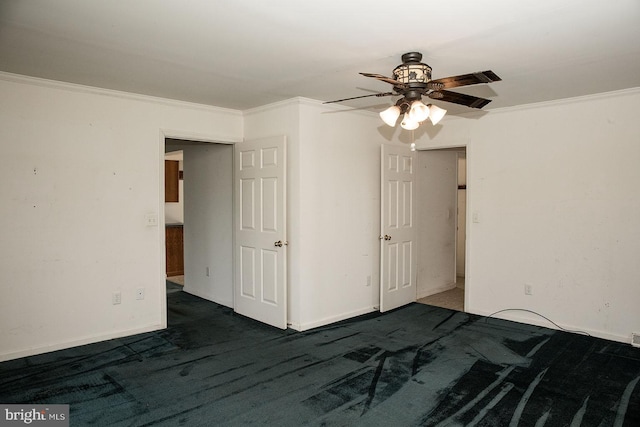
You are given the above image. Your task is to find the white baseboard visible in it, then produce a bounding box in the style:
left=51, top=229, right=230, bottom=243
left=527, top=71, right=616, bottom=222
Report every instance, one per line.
left=291, top=306, right=377, bottom=332
left=470, top=307, right=630, bottom=345
left=0, top=323, right=165, bottom=363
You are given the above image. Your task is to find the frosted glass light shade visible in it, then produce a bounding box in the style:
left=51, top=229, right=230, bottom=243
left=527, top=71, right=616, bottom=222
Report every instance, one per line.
left=428, top=104, right=447, bottom=125
left=408, top=100, right=430, bottom=123
left=379, top=106, right=401, bottom=126
left=400, top=114, right=419, bottom=130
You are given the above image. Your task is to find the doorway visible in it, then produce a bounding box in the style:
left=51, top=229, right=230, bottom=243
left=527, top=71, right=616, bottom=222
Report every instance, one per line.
left=415, top=148, right=467, bottom=312
left=164, top=150, right=184, bottom=287
left=161, top=136, right=288, bottom=330
left=164, top=138, right=235, bottom=307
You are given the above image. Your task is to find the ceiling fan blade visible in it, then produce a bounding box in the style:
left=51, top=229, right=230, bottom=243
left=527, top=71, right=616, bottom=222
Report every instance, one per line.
left=323, top=92, right=394, bottom=104
left=429, top=90, right=493, bottom=109
left=360, top=72, right=407, bottom=87
left=430, top=70, right=501, bottom=89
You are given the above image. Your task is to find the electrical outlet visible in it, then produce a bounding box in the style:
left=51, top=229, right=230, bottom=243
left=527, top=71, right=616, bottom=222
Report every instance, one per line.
left=524, top=284, right=533, bottom=296
left=366, top=275, right=371, bottom=287
left=632, top=333, right=640, bottom=348
left=206, top=267, right=210, bottom=277
left=136, top=288, right=145, bottom=300
left=112, top=292, right=121, bottom=305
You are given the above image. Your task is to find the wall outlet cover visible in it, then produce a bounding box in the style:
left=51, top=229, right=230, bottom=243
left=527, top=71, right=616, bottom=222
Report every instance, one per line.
left=632, top=333, right=640, bottom=348
left=144, top=213, right=158, bottom=227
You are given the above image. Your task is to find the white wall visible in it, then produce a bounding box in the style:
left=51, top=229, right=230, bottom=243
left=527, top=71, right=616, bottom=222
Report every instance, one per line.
left=415, top=88, right=640, bottom=343
left=295, top=100, right=391, bottom=330
left=0, top=73, right=242, bottom=361
left=456, top=155, right=466, bottom=277
left=182, top=144, right=234, bottom=306
left=244, top=98, right=393, bottom=330
left=6, top=68, right=635, bottom=360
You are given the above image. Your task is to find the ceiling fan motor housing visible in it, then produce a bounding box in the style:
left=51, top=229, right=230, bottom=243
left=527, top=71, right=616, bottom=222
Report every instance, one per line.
left=393, top=52, right=432, bottom=89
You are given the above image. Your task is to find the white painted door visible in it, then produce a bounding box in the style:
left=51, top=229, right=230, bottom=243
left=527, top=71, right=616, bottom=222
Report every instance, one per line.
left=380, top=144, right=416, bottom=312
left=234, top=136, right=287, bottom=329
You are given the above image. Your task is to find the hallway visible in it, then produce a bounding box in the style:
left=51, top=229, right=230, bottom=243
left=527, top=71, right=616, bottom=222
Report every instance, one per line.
left=417, top=277, right=465, bottom=312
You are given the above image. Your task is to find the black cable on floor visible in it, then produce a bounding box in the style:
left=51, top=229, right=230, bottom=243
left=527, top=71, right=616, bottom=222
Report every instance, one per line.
left=485, top=308, right=591, bottom=336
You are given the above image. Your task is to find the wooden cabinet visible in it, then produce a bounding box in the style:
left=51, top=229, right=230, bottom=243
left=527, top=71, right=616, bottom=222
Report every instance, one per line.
left=165, top=160, right=179, bottom=202
left=166, top=224, right=184, bottom=276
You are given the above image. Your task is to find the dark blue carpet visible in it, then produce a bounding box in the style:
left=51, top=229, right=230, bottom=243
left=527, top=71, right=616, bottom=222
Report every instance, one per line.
left=1, top=282, right=639, bottom=426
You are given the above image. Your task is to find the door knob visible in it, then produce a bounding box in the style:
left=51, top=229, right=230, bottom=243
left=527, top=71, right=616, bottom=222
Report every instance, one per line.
left=274, top=240, right=288, bottom=247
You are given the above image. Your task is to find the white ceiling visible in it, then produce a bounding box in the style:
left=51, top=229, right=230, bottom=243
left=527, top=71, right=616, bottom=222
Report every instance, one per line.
left=1, top=0, right=639, bottom=115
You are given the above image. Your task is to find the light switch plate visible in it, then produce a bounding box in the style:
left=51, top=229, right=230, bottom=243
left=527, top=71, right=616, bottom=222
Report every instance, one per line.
left=145, top=213, right=158, bottom=227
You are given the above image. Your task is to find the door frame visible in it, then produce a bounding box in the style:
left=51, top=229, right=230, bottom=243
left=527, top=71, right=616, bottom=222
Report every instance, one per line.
left=159, top=131, right=241, bottom=328
left=415, top=145, right=469, bottom=311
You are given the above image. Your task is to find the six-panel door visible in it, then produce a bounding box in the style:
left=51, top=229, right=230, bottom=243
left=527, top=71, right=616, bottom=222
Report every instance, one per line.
left=380, top=144, right=416, bottom=312
left=234, top=136, right=287, bottom=329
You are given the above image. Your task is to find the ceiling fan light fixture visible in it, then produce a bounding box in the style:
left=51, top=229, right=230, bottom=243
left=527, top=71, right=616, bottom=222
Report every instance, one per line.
left=428, top=104, right=447, bottom=125
left=380, top=105, right=401, bottom=127
left=408, top=100, right=430, bottom=123
left=328, top=52, right=500, bottom=131
left=400, top=113, right=419, bottom=130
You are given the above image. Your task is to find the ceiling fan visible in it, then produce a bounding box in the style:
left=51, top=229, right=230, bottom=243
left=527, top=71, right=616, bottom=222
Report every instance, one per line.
left=324, top=52, right=501, bottom=129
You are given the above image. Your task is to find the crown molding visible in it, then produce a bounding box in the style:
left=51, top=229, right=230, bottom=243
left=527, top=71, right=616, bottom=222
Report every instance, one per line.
left=487, top=87, right=640, bottom=116
left=0, top=71, right=242, bottom=116
left=243, top=96, right=379, bottom=121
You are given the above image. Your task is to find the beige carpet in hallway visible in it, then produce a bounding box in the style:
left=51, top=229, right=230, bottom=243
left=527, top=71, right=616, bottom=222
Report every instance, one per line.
left=167, top=275, right=184, bottom=286
left=417, top=278, right=465, bottom=312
